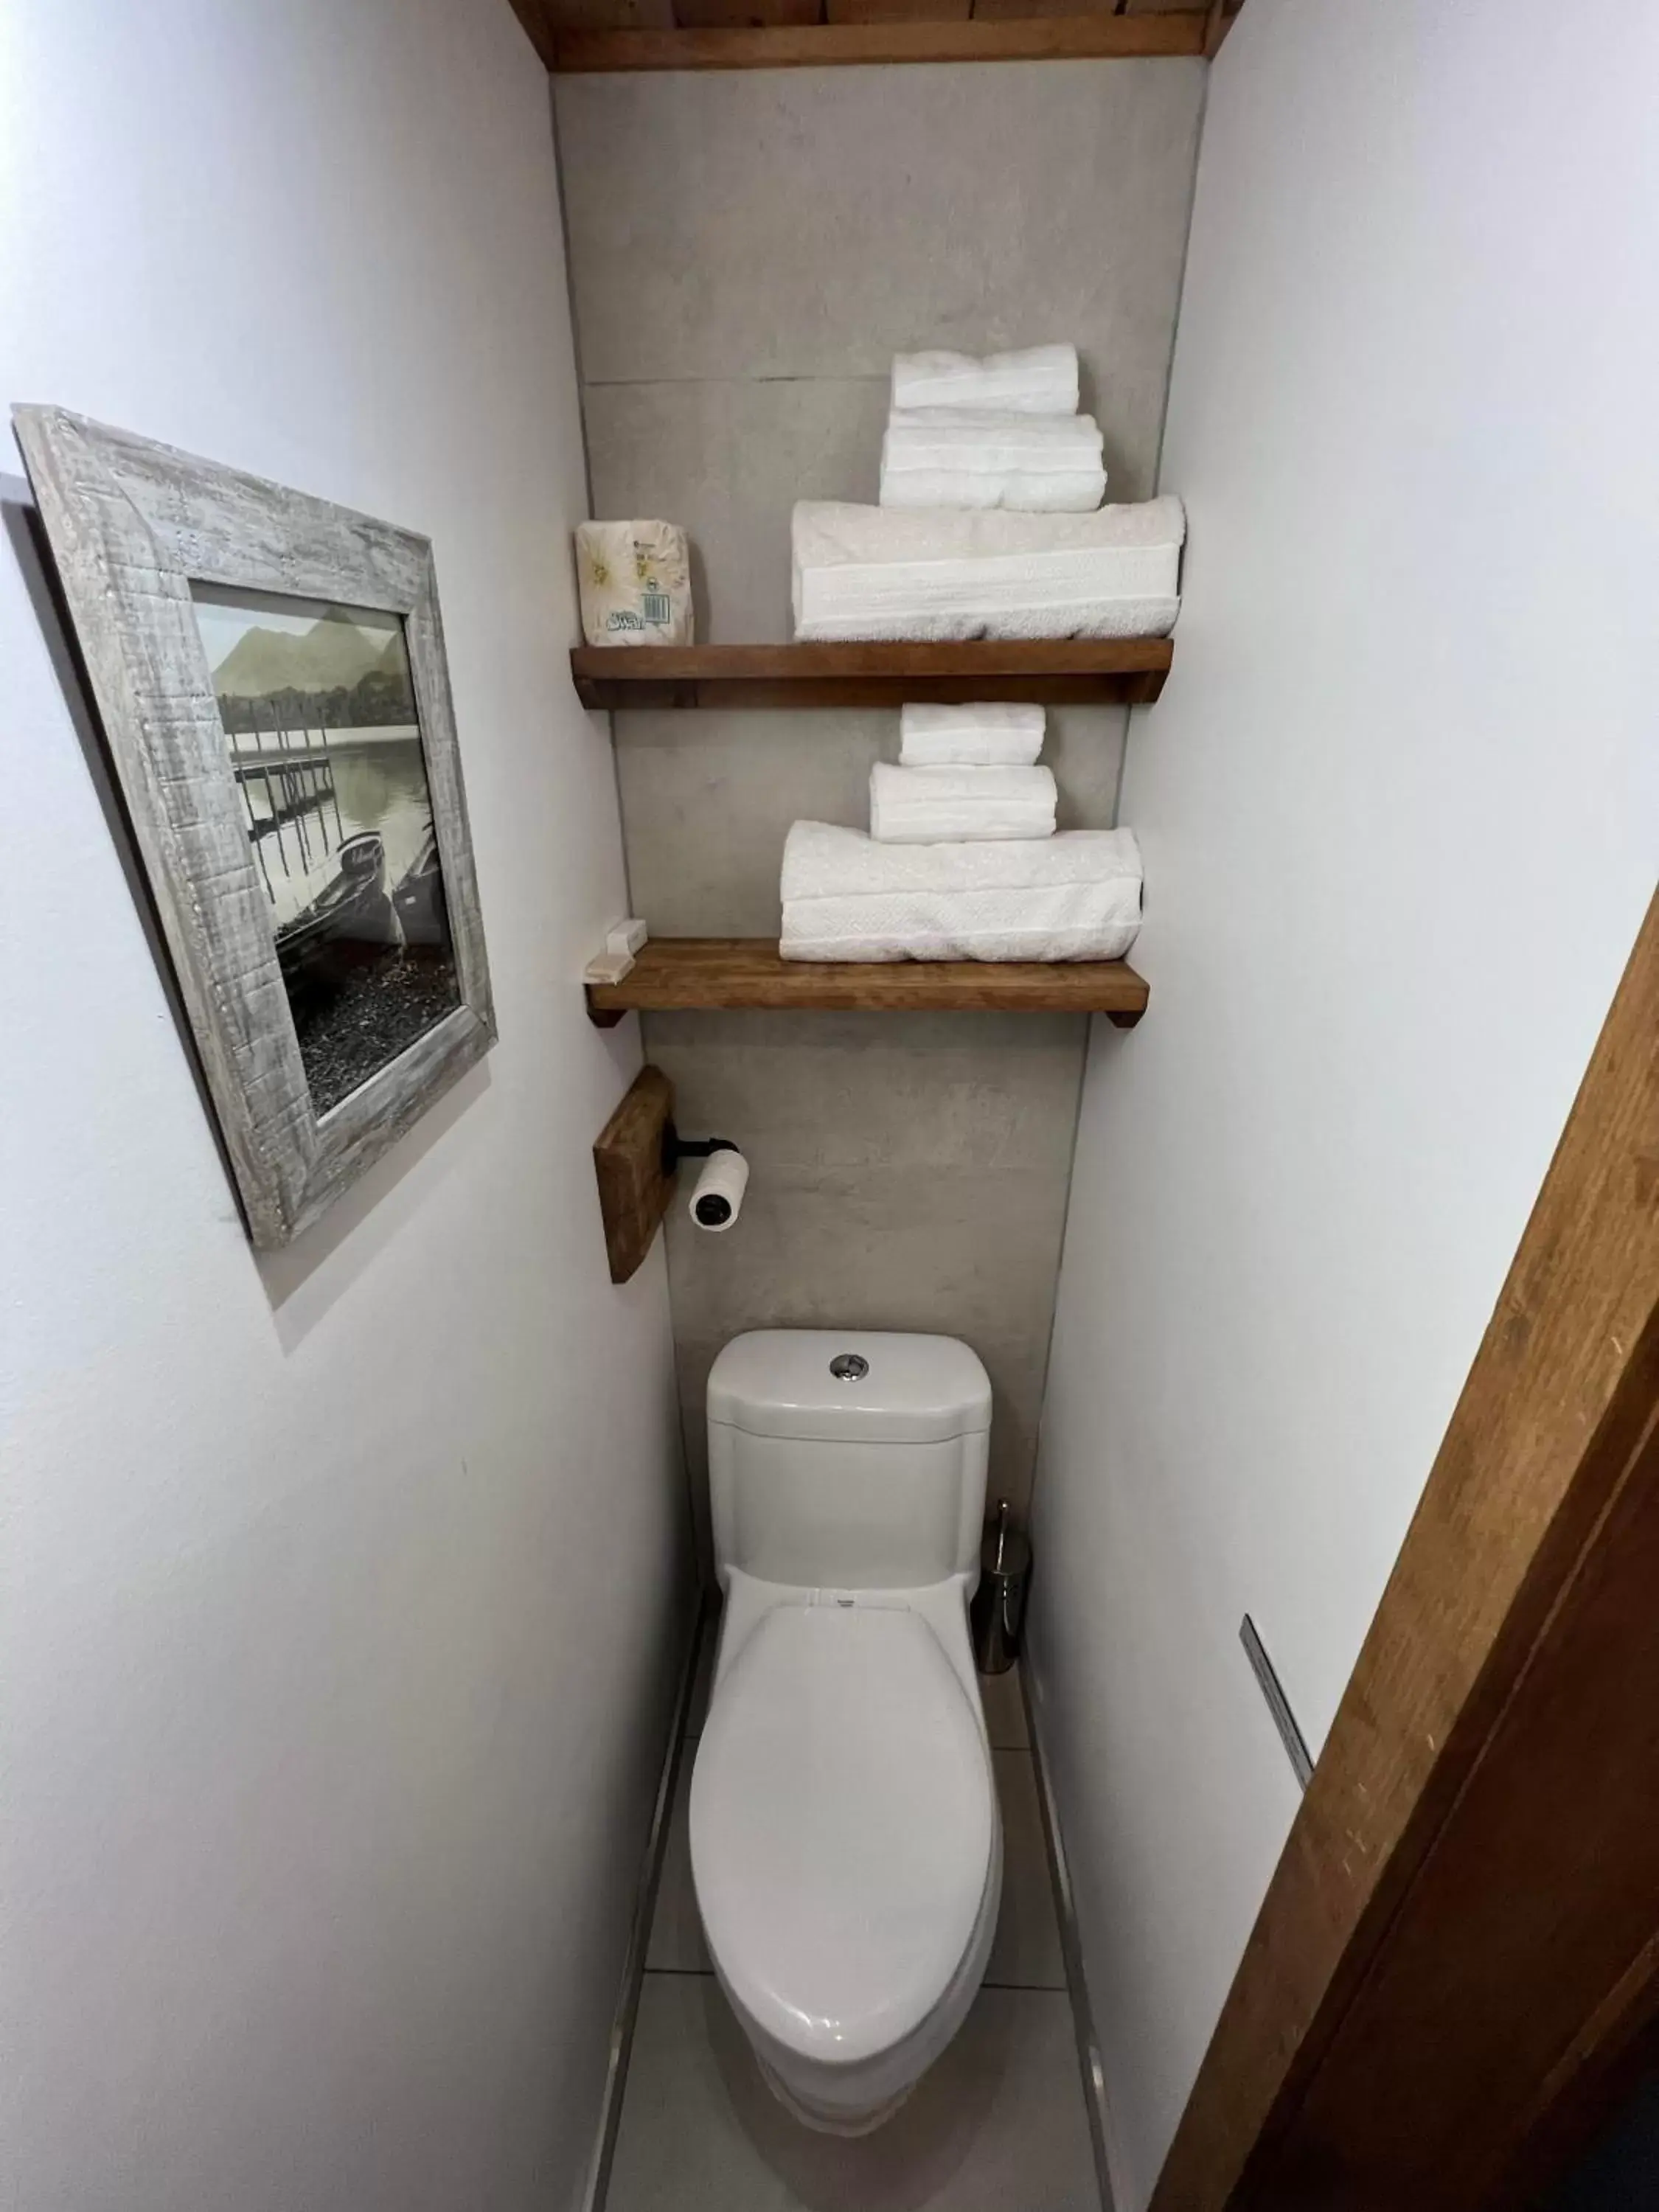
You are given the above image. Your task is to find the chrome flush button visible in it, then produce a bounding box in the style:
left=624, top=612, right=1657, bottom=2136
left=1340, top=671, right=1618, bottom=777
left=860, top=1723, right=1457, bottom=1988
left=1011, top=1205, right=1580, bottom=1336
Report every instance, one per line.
left=830, top=1352, right=869, bottom=1381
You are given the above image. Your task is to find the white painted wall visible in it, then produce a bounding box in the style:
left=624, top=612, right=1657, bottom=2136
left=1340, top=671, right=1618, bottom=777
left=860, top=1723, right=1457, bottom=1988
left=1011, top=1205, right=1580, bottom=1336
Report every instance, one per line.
left=1029, top=3, right=1659, bottom=2204
left=0, top=4, right=689, bottom=2208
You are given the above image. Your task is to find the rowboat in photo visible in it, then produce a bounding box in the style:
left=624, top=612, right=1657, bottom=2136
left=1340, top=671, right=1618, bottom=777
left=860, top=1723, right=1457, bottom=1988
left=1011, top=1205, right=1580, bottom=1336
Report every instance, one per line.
left=392, top=828, right=450, bottom=950
left=276, top=831, right=397, bottom=980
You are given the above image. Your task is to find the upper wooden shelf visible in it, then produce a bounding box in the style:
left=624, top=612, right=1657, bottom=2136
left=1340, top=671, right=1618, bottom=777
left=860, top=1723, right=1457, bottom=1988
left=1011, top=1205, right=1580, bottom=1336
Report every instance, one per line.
left=515, top=5, right=1245, bottom=74
left=584, top=938, right=1149, bottom=1027
left=569, top=638, right=1172, bottom=712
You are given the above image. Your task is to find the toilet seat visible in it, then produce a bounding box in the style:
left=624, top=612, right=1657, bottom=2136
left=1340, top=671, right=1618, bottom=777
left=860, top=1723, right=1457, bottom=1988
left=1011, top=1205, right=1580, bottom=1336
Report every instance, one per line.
left=689, top=1600, right=994, bottom=2070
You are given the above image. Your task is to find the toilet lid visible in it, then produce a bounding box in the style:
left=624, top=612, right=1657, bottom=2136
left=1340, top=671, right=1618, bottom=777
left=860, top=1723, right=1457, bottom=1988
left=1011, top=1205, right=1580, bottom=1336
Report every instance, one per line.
left=689, top=1602, right=993, bottom=2067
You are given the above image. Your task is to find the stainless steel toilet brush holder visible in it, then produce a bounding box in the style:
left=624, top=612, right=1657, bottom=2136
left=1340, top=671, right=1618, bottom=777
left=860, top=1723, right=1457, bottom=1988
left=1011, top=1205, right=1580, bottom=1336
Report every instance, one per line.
left=971, top=1500, right=1031, bottom=1676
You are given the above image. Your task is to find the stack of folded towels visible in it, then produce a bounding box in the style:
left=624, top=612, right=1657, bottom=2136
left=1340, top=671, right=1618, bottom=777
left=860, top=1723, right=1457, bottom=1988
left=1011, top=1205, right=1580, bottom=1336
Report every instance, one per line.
left=780, top=703, right=1142, bottom=964
left=793, top=341, right=1184, bottom=641
left=881, top=340, right=1105, bottom=512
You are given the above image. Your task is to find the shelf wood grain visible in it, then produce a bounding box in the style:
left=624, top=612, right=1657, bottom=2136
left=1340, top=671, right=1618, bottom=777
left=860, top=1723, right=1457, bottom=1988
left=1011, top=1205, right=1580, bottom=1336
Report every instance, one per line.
left=583, top=938, right=1149, bottom=1026
left=591, top=1064, right=676, bottom=1285
left=569, top=637, right=1172, bottom=712
left=543, top=13, right=1208, bottom=71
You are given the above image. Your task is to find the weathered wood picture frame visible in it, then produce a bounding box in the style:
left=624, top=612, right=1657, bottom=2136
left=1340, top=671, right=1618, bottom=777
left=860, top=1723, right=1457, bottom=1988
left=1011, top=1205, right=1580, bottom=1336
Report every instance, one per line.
left=14, top=406, right=495, bottom=1248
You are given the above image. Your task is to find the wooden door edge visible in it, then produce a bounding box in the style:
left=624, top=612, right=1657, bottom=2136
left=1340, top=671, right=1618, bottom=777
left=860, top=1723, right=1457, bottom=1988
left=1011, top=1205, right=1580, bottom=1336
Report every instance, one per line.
left=1150, top=888, right=1659, bottom=2211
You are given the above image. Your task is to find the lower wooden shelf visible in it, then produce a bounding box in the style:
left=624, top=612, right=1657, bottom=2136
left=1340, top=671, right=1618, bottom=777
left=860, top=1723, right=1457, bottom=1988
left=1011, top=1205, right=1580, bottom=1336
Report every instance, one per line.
left=569, top=637, right=1172, bottom=711
left=584, top=939, right=1148, bottom=1026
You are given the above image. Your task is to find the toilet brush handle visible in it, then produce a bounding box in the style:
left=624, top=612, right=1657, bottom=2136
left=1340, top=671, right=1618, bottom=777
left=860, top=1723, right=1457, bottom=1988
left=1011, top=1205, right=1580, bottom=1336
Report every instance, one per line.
left=992, top=1500, right=1010, bottom=1575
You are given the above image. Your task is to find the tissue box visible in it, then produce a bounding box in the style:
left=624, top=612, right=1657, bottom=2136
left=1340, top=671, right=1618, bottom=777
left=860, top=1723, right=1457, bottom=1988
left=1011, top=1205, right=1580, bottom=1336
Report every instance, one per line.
left=575, top=521, right=695, bottom=648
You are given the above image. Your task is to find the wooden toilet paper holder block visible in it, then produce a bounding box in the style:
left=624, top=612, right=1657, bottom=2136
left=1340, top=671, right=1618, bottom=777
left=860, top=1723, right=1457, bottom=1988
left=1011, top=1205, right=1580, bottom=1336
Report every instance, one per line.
left=593, top=1065, right=737, bottom=1284
left=593, top=1065, right=676, bottom=1284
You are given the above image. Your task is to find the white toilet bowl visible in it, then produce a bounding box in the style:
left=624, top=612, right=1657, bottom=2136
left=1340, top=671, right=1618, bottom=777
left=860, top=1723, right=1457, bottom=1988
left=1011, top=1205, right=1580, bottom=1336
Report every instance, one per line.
left=688, top=1330, right=1001, bottom=2132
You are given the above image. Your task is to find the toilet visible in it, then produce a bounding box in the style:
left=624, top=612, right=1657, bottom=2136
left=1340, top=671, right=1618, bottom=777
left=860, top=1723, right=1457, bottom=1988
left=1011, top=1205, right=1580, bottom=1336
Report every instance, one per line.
left=688, top=1328, right=1001, bottom=2135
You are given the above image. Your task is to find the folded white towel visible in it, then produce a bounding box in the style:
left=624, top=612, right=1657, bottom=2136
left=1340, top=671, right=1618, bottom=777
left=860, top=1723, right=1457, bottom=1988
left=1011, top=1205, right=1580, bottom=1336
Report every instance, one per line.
left=900, top=703, right=1046, bottom=768
left=784, top=821, right=1135, bottom=901
left=870, top=762, right=1057, bottom=844
left=779, top=821, right=1141, bottom=963
left=892, top=345, right=1080, bottom=417
left=880, top=468, right=1107, bottom=513
left=882, top=412, right=1106, bottom=511
left=883, top=410, right=1105, bottom=470
left=792, top=498, right=1185, bottom=644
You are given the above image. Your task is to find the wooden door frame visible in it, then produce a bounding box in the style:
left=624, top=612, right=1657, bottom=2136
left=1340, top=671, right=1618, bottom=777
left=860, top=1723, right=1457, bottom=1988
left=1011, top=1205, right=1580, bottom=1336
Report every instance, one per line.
left=1152, top=889, right=1659, bottom=2211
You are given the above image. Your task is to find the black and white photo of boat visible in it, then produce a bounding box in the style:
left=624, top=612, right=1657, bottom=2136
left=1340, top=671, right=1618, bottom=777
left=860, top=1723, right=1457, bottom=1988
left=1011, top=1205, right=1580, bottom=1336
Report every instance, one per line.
left=277, top=830, right=397, bottom=975
left=193, top=585, right=462, bottom=1114
left=390, top=827, right=451, bottom=950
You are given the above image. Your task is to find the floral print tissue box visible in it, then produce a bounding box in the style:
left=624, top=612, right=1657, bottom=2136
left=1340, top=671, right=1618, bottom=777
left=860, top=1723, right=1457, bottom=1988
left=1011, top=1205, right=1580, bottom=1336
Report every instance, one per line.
left=575, top=521, right=695, bottom=647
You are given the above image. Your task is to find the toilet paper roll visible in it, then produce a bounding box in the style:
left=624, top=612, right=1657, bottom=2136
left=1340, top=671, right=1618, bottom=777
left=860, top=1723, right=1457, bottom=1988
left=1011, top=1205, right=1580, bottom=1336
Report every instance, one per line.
left=689, top=1148, right=749, bottom=1232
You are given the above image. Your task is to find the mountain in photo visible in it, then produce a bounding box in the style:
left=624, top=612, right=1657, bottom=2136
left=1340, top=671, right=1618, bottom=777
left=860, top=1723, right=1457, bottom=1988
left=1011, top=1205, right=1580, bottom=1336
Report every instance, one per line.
left=212, top=612, right=394, bottom=699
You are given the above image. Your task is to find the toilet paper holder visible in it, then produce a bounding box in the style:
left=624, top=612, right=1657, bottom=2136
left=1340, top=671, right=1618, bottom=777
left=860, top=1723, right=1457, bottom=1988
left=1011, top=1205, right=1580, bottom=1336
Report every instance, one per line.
left=664, top=1126, right=744, bottom=1230
left=593, top=1064, right=740, bottom=1282
left=661, top=1125, right=737, bottom=1175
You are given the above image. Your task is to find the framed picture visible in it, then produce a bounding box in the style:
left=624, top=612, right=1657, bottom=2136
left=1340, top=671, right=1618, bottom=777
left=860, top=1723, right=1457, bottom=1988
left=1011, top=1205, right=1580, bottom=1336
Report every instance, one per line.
left=15, top=406, right=495, bottom=1247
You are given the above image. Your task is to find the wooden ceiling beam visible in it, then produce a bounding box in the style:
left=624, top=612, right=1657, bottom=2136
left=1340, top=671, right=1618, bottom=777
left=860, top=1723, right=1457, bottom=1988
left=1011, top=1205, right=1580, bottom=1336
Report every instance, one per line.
left=519, top=7, right=1209, bottom=70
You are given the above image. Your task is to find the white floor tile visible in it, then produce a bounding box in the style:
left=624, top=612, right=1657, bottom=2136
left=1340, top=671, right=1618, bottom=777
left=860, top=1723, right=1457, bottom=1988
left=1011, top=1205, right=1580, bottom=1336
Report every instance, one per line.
left=607, top=1974, right=1100, bottom=2212
left=987, top=1749, right=1065, bottom=1991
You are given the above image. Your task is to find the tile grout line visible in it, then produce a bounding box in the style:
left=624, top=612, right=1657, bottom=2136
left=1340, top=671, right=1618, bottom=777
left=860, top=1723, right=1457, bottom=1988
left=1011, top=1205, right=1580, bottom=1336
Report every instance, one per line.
left=1023, top=1670, right=1124, bottom=2212
left=579, top=1596, right=712, bottom=2212
left=639, top=1963, right=1073, bottom=2002
left=582, top=372, right=891, bottom=390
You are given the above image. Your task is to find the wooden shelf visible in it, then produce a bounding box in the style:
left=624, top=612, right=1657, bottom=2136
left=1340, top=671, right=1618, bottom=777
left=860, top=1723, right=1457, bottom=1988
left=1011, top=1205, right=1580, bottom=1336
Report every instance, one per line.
left=514, top=1, right=1248, bottom=74
left=570, top=638, right=1172, bottom=711
left=540, top=14, right=1217, bottom=74
left=584, top=939, right=1149, bottom=1027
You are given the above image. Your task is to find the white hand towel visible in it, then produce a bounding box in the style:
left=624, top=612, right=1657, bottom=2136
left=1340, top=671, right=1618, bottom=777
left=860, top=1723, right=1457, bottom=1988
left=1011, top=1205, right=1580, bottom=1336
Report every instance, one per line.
left=880, top=467, right=1107, bottom=513
left=792, top=498, right=1184, bottom=644
left=881, top=412, right=1106, bottom=512
left=779, top=821, right=1141, bottom=964
left=892, top=345, right=1080, bottom=417
left=870, top=762, right=1057, bottom=844
left=883, top=410, right=1105, bottom=470
left=900, top=703, right=1046, bottom=768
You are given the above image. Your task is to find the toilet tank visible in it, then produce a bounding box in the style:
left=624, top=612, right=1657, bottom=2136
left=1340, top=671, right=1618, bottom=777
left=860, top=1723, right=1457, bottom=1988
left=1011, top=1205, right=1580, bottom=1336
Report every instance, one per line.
left=706, top=1330, right=992, bottom=1591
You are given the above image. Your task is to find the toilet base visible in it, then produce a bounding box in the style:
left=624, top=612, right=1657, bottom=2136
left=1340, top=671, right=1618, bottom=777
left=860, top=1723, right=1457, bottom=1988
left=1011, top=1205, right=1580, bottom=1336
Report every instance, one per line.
left=692, top=1569, right=1004, bottom=2137
left=714, top=1809, right=1004, bottom=2136
left=756, top=2055, right=914, bottom=2137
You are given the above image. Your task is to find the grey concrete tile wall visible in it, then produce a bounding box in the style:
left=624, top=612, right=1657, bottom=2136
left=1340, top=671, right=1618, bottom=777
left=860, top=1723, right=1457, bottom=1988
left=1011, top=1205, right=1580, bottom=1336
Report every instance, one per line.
left=555, top=61, right=1205, bottom=482
left=646, top=1009, right=1086, bottom=1551
left=582, top=380, right=891, bottom=642
left=556, top=60, right=1203, bottom=1545
left=615, top=709, right=888, bottom=937
left=615, top=703, right=1129, bottom=940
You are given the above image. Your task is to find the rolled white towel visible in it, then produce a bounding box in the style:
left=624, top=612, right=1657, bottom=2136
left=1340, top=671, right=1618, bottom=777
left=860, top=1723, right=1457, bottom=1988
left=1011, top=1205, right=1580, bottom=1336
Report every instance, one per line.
left=870, top=762, right=1057, bottom=844
left=900, top=703, right=1046, bottom=768
left=792, top=497, right=1185, bottom=644
left=892, top=344, right=1080, bottom=417
left=880, top=468, right=1107, bottom=513
left=883, top=413, right=1105, bottom=510
left=883, top=409, right=1105, bottom=470
left=779, top=822, right=1141, bottom=964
